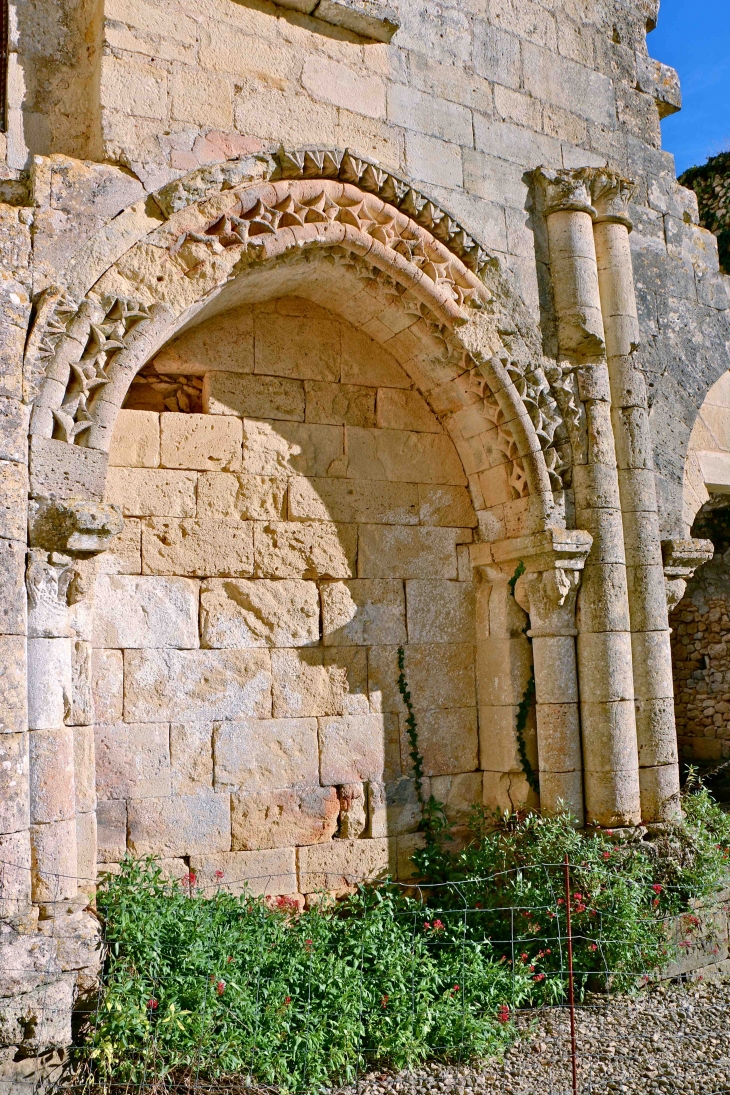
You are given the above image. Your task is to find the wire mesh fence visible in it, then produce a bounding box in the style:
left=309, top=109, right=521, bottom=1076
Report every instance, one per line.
left=1, top=854, right=730, bottom=1095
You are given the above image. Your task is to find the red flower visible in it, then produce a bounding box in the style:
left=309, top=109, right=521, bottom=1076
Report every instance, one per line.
left=520, top=952, right=529, bottom=962
left=573, top=893, right=582, bottom=901
left=147, top=998, right=158, bottom=1010
left=226, top=956, right=233, bottom=963
left=497, top=1004, right=510, bottom=1025
left=557, top=898, right=564, bottom=905
left=424, top=922, right=431, bottom=930
left=606, top=830, right=613, bottom=836
left=432, top=919, right=445, bottom=931
left=215, top=869, right=225, bottom=880
left=589, top=943, right=598, bottom=952
left=216, top=980, right=226, bottom=996
left=285, top=996, right=291, bottom=1005
left=381, top=994, right=389, bottom=1009
left=533, top=973, right=545, bottom=982
left=652, top=898, right=660, bottom=907
left=305, top=938, right=313, bottom=949
left=652, top=884, right=663, bottom=894
left=602, top=850, right=611, bottom=859
left=451, top=984, right=460, bottom=993
left=180, top=871, right=197, bottom=888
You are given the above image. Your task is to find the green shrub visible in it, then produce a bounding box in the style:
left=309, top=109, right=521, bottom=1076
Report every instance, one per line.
left=83, top=788, right=730, bottom=1092
left=86, top=862, right=532, bottom=1093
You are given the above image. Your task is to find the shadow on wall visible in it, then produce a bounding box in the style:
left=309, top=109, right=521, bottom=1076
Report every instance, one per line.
left=90, top=295, right=494, bottom=904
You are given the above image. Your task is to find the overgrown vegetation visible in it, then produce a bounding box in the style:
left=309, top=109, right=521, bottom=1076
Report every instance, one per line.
left=83, top=789, right=730, bottom=1093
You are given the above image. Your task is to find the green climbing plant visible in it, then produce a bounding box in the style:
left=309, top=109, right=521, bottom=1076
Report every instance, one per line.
left=397, top=646, right=452, bottom=879
left=509, top=562, right=539, bottom=795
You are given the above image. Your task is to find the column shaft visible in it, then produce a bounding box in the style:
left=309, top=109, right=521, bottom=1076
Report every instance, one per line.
left=594, top=208, right=680, bottom=821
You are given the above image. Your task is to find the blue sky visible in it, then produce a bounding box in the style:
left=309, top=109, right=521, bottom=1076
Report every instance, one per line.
left=648, top=0, right=730, bottom=175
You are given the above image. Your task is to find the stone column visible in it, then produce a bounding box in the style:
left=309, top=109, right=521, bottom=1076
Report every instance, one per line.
left=536, top=168, right=642, bottom=828
left=592, top=172, right=683, bottom=821
left=492, top=530, right=592, bottom=823
left=26, top=500, right=122, bottom=907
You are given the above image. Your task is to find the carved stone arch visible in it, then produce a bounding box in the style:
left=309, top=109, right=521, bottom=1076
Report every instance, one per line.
left=26, top=154, right=570, bottom=538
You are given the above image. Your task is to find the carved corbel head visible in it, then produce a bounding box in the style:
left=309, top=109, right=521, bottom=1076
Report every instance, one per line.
left=533, top=167, right=596, bottom=218
left=29, top=498, right=124, bottom=555
left=589, top=170, right=636, bottom=231
left=662, top=538, right=714, bottom=612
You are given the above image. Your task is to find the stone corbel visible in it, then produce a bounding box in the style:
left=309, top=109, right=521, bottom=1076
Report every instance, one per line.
left=662, top=538, right=714, bottom=612
left=29, top=498, right=123, bottom=555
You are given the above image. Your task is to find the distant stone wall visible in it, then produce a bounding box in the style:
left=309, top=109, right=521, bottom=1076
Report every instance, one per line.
left=93, top=296, right=484, bottom=899
left=680, top=152, right=730, bottom=275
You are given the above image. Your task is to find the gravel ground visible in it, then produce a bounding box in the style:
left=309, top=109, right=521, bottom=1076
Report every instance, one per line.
left=339, top=977, right=730, bottom=1095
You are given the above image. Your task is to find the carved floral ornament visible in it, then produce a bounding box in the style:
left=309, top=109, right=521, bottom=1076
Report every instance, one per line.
left=27, top=157, right=575, bottom=509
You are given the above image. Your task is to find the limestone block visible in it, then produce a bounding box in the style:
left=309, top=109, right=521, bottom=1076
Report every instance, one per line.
left=197, top=473, right=287, bottom=521
left=368, top=643, right=476, bottom=712
left=127, top=794, right=231, bottom=857
left=0, top=974, right=74, bottom=1050
left=376, top=389, right=441, bottom=433
left=160, top=413, right=242, bottom=472
left=30, top=437, right=108, bottom=501
left=0, top=732, right=28, bottom=834
left=0, top=537, right=26, bottom=635
left=532, top=636, right=579, bottom=705
left=214, top=717, right=319, bottom=792
left=76, top=811, right=97, bottom=893
left=396, top=832, right=426, bottom=880
left=576, top=631, right=635, bottom=703
left=318, top=713, right=399, bottom=784
left=155, top=311, right=254, bottom=375
left=255, top=314, right=340, bottom=382
left=95, top=723, right=171, bottom=800
left=406, top=580, right=475, bottom=643
left=302, top=55, right=385, bottom=117
left=189, top=848, right=297, bottom=897
left=358, top=526, right=465, bottom=578
left=105, top=467, right=197, bottom=517
left=289, top=476, right=418, bottom=524
left=124, top=649, right=271, bottom=722
left=73, top=725, right=96, bottom=815
left=70, top=641, right=93, bottom=727
left=242, top=420, right=345, bottom=478
left=583, top=765, right=642, bottom=828
left=630, top=630, right=674, bottom=700
left=535, top=703, right=582, bottom=772
left=430, top=772, right=483, bottom=829
left=0, top=829, right=31, bottom=905
left=305, top=381, right=375, bottom=428
left=30, top=819, right=77, bottom=901
left=109, top=409, right=160, bottom=468
left=298, top=837, right=396, bottom=894
left=0, top=460, right=27, bottom=541
left=96, top=517, right=142, bottom=575
left=479, top=704, right=538, bottom=774
left=231, top=787, right=339, bottom=850
left=271, top=647, right=368, bottom=718
left=91, top=649, right=123, bottom=724
left=418, top=485, right=478, bottom=528
left=93, top=574, right=199, bottom=649
left=0, top=398, right=28, bottom=464
left=170, top=722, right=213, bottom=796
left=341, top=331, right=410, bottom=388
left=170, top=66, right=233, bottom=128
left=368, top=777, right=422, bottom=836
left=338, top=783, right=367, bottom=839
left=0, top=635, right=27, bottom=733
left=347, top=427, right=466, bottom=484
left=27, top=638, right=71, bottom=731
left=101, top=54, right=168, bottom=120
left=401, top=708, right=479, bottom=777
left=201, top=578, right=319, bottom=648
left=204, top=372, right=305, bottom=422
left=142, top=518, right=254, bottom=577
left=254, top=521, right=356, bottom=579
left=483, top=769, right=539, bottom=814
left=96, top=799, right=127, bottom=863
left=579, top=700, right=640, bottom=774
left=321, top=579, right=406, bottom=646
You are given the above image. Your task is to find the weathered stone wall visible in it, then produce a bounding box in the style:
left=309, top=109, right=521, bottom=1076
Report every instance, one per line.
left=93, top=297, right=483, bottom=896
left=680, top=152, right=730, bottom=276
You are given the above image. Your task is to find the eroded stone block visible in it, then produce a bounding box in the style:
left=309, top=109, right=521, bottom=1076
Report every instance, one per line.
left=205, top=372, right=305, bottom=421
left=242, top=419, right=345, bottom=478
left=0, top=636, right=27, bottom=734
left=170, top=721, right=214, bottom=795
left=95, top=722, right=171, bottom=800
left=346, top=427, right=466, bottom=484
left=127, top=794, right=231, bottom=857
left=109, top=409, right=160, bottom=468
left=197, top=472, right=287, bottom=521
left=288, top=476, right=419, bottom=525
left=271, top=647, right=368, bottom=717
left=358, top=525, right=465, bottom=579
left=405, top=580, right=475, bottom=643
left=93, top=574, right=199, bottom=648
left=91, top=649, right=123, bottom=724
left=214, top=717, right=319, bottom=791
left=368, top=643, right=476, bottom=712
left=298, top=837, right=396, bottom=894
left=321, top=579, right=406, bottom=645
left=305, top=381, right=375, bottom=427
left=189, top=848, right=297, bottom=897
left=201, top=578, right=319, bottom=648
left=231, top=787, right=339, bottom=850
left=160, top=412, right=243, bottom=471
left=142, top=518, right=254, bottom=576
left=254, top=521, right=356, bottom=579
left=0, top=732, right=28, bottom=834
left=96, top=799, right=127, bottom=863
left=105, top=467, right=197, bottom=518
left=124, top=649, right=272, bottom=722
left=318, top=713, right=399, bottom=784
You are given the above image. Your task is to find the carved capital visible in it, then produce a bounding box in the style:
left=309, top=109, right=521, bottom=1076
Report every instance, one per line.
left=662, top=537, right=714, bottom=612
left=486, top=527, right=593, bottom=636
left=29, top=499, right=124, bottom=555
left=26, top=550, right=76, bottom=638
left=534, top=167, right=596, bottom=218
left=589, top=170, right=636, bottom=230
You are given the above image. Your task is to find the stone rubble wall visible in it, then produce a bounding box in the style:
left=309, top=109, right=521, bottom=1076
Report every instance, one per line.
left=680, top=152, right=730, bottom=276
left=93, top=296, right=502, bottom=897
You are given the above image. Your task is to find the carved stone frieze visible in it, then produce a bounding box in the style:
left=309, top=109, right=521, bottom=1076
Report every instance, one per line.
left=662, top=537, right=715, bottom=612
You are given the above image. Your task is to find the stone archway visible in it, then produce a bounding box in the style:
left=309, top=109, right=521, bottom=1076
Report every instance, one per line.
left=23, top=153, right=577, bottom=905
